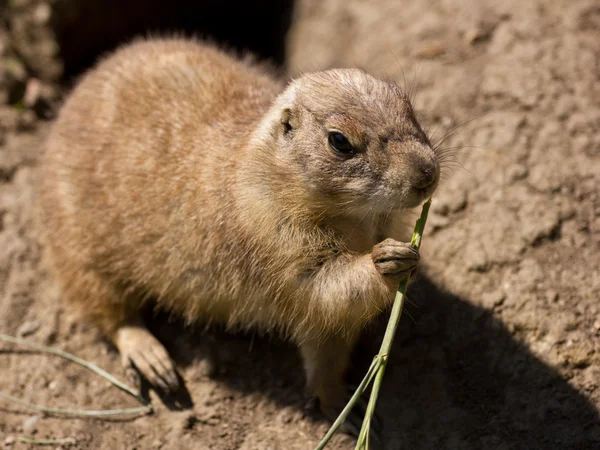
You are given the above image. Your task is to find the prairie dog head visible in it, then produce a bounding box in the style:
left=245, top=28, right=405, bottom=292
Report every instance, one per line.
left=271, top=69, right=439, bottom=215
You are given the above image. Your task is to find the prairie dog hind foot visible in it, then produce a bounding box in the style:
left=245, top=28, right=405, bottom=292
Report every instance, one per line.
left=113, top=318, right=180, bottom=393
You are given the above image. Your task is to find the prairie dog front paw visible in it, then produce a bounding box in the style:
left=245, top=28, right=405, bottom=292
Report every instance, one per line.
left=372, top=238, right=419, bottom=280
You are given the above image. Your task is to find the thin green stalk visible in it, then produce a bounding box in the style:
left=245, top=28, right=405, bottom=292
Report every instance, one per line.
left=18, top=437, right=77, bottom=445
left=355, top=198, right=432, bottom=449
left=0, top=333, right=152, bottom=417
left=0, top=392, right=151, bottom=417
left=0, top=334, right=144, bottom=403
left=315, top=355, right=383, bottom=450
left=314, top=198, right=432, bottom=450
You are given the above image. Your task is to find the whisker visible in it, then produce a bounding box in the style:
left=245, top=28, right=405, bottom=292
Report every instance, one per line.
left=353, top=200, right=378, bottom=234
left=433, top=114, right=487, bottom=152
left=427, top=122, right=443, bottom=144
left=388, top=47, right=408, bottom=95
left=402, top=308, right=416, bottom=324
left=435, top=153, right=463, bottom=162
left=383, top=198, right=397, bottom=224
left=409, top=65, right=422, bottom=105
left=437, top=145, right=483, bottom=152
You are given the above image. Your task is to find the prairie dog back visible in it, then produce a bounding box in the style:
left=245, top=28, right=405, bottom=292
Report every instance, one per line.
left=41, top=40, right=281, bottom=322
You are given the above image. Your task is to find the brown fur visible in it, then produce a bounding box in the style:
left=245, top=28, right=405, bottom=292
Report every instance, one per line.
left=38, top=37, right=439, bottom=425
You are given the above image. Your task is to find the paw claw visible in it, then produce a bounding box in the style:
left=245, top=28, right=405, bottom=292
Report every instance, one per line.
left=125, top=365, right=141, bottom=393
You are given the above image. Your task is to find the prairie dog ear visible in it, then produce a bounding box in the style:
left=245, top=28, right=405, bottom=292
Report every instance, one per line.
left=280, top=107, right=297, bottom=134
left=278, top=83, right=299, bottom=135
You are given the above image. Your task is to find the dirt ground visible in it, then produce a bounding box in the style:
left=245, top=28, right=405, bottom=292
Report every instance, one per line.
left=1, top=0, right=599, bottom=449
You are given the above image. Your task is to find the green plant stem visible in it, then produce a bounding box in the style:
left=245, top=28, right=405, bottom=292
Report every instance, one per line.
left=18, top=437, right=77, bottom=445
left=314, top=198, right=432, bottom=450
left=0, top=391, right=151, bottom=417
left=355, top=290, right=404, bottom=449
left=315, top=356, right=383, bottom=450
left=0, top=333, right=152, bottom=417
left=355, top=197, right=432, bottom=449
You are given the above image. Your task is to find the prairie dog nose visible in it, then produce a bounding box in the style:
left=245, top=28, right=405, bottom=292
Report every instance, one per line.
left=412, top=157, right=440, bottom=190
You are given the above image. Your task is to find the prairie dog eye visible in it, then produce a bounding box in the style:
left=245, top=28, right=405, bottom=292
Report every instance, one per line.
left=328, top=132, right=355, bottom=155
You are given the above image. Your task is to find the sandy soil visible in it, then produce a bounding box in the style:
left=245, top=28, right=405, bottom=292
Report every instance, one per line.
left=1, top=0, right=599, bottom=449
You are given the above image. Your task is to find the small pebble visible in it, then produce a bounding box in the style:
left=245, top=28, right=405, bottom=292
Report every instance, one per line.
left=277, top=406, right=297, bottom=424
left=33, top=3, right=51, bottom=24
left=546, top=290, right=559, bottom=303
left=2, top=57, right=27, bottom=104
left=429, top=213, right=450, bottom=232
left=22, top=415, right=40, bottom=434
left=3, top=435, right=15, bottom=446
left=433, top=191, right=467, bottom=215
left=481, top=291, right=506, bottom=308
left=23, top=78, right=42, bottom=108
left=181, top=413, right=198, bottom=430
left=195, top=358, right=217, bottom=378
left=432, top=201, right=450, bottom=216
left=17, top=110, right=37, bottom=131
left=414, top=42, right=446, bottom=59
left=17, top=319, right=40, bottom=337
left=506, top=164, right=528, bottom=182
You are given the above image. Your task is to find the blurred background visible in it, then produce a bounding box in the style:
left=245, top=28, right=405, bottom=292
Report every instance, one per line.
left=0, top=1, right=598, bottom=449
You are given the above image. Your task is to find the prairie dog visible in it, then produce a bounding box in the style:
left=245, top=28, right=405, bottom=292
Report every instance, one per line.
left=38, top=38, right=439, bottom=432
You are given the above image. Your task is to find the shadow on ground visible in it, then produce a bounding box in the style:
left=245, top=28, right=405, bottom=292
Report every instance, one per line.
left=146, top=274, right=599, bottom=449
